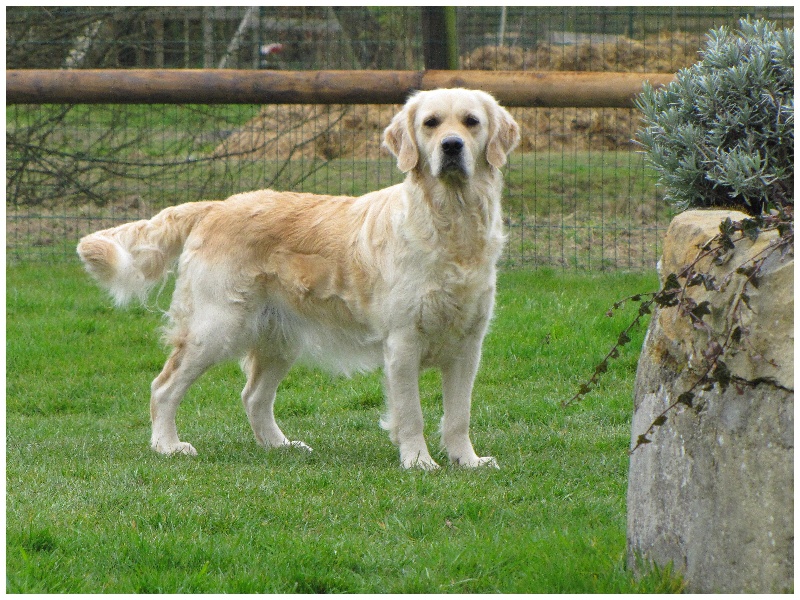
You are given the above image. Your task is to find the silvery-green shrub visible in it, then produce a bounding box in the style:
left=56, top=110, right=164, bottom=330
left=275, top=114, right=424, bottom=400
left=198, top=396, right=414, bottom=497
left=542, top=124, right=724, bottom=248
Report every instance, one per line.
left=636, top=18, right=793, bottom=215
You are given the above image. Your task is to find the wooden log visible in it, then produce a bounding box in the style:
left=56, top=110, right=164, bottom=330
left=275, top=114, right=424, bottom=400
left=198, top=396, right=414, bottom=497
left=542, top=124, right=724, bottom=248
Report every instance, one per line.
left=423, top=70, right=675, bottom=108
left=6, top=69, right=675, bottom=107
left=6, top=70, right=420, bottom=105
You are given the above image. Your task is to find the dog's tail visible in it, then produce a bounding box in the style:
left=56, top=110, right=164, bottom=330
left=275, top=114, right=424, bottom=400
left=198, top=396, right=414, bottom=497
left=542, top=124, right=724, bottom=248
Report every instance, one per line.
left=77, top=201, right=217, bottom=306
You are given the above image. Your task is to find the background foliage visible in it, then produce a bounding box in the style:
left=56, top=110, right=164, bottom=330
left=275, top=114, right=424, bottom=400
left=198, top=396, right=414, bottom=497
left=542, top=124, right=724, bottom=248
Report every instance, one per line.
left=6, top=6, right=794, bottom=267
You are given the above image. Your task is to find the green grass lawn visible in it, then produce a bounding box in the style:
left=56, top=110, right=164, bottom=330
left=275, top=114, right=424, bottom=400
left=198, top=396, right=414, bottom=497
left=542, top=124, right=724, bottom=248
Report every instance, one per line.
left=6, top=261, right=681, bottom=593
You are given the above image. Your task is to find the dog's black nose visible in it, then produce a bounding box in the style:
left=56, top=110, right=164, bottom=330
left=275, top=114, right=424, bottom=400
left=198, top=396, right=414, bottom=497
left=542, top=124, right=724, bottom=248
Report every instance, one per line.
left=441, top=136, right=464, bottom=156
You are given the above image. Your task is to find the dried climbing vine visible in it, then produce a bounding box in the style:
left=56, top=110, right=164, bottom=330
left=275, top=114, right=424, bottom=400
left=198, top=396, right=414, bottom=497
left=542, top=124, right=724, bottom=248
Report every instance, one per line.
left=565, top=206, right=793, bottom=453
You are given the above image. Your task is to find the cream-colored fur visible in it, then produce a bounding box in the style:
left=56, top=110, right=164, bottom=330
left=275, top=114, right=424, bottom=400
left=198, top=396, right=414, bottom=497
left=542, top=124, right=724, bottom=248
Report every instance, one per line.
left=77, top=88, right=520, bottom=469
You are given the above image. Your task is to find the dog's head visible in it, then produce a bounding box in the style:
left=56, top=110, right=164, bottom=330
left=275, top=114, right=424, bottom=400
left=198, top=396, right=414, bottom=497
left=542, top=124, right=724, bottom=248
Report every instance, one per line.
left=383, top=88, right=520, bottom=181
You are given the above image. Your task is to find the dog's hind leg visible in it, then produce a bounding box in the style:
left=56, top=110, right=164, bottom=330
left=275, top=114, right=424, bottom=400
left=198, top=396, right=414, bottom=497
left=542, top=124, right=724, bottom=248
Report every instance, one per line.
left=241, top=348, right=312, bottom=452
left=150, top=291, right=242, bottom=455
left=150, top=340, right=217, bottom=456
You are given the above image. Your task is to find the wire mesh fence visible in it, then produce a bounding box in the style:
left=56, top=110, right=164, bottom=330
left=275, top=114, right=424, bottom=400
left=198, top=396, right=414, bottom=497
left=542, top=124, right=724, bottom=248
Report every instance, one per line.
left=6, top=6, right=794, bottom=268
left=9, top=6, right=792, bottom=71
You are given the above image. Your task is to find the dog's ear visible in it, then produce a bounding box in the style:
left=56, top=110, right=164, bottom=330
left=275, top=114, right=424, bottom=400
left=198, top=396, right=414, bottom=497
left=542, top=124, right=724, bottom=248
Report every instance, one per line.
left=486, top=101, right=520, bottom=170
left=383, top=101, right=418, bottom=173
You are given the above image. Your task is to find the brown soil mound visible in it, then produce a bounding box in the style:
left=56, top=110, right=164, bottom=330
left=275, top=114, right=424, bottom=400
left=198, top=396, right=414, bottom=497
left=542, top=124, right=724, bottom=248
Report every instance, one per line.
left=215, top=33, right=702, bottom=159
left=462, top=32, right=702, bottom=73
left=214, top=102, right=642, bottom=158
left=214, top=101, right=641, bottom=158
left=214, top=104, right=400, bottom=161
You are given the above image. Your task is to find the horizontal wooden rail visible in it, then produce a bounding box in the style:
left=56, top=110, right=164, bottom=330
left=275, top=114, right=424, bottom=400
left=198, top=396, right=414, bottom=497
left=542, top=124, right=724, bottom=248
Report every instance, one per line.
left=7, top=69, right=675, bottom=108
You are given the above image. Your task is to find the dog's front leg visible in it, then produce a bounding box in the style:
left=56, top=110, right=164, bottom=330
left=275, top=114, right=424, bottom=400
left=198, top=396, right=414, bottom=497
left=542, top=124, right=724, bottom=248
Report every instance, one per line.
left=382, top=329, right=439, bottom=470
left=440, top=333, right=498, bottom=468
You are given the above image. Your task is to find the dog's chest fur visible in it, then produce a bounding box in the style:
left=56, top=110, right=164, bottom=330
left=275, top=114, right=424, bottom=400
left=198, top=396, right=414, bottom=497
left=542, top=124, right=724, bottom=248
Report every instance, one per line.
left=380, top=179, right=502, bottom=343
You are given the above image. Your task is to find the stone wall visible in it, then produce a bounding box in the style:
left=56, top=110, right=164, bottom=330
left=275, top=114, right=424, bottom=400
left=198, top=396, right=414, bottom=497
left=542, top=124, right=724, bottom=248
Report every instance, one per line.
left=627, top=210, right=793, bottom=593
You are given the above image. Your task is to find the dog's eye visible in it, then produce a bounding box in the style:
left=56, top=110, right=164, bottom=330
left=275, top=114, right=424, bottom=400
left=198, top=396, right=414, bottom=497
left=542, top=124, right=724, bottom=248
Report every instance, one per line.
left=464, top=115, right=480, bottom=127
left=423, top=117, right=440, bottom=128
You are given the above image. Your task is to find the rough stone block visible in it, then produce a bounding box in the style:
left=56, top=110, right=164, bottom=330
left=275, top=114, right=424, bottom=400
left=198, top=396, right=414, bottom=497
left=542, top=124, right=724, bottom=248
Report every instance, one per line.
left=627, top=209, right=793, bottom=593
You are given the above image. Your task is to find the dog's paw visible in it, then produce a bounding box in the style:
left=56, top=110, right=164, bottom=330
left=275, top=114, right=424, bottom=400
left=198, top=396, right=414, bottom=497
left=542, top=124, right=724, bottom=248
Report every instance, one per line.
left=282, top=440, right=313, bottom=453
left=152, top=441, right=198, bottom=456
left=453, top=455, right=499, bottom=469
left=400, top=453, right=440, bottom=471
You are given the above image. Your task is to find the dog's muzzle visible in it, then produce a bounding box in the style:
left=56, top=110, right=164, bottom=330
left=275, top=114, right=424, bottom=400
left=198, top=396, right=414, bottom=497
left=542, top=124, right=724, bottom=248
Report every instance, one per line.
left=439, top=135, right=468, bottom=177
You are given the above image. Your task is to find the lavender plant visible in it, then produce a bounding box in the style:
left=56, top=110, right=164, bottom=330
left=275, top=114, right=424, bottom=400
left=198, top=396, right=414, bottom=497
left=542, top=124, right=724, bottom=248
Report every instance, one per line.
left=636, top=18, right=793, bottom=215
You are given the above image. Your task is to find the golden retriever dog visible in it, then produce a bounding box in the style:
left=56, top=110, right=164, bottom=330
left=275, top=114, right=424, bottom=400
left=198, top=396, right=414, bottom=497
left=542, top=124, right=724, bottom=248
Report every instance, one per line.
left=77, top=88, right=520, bottom=469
